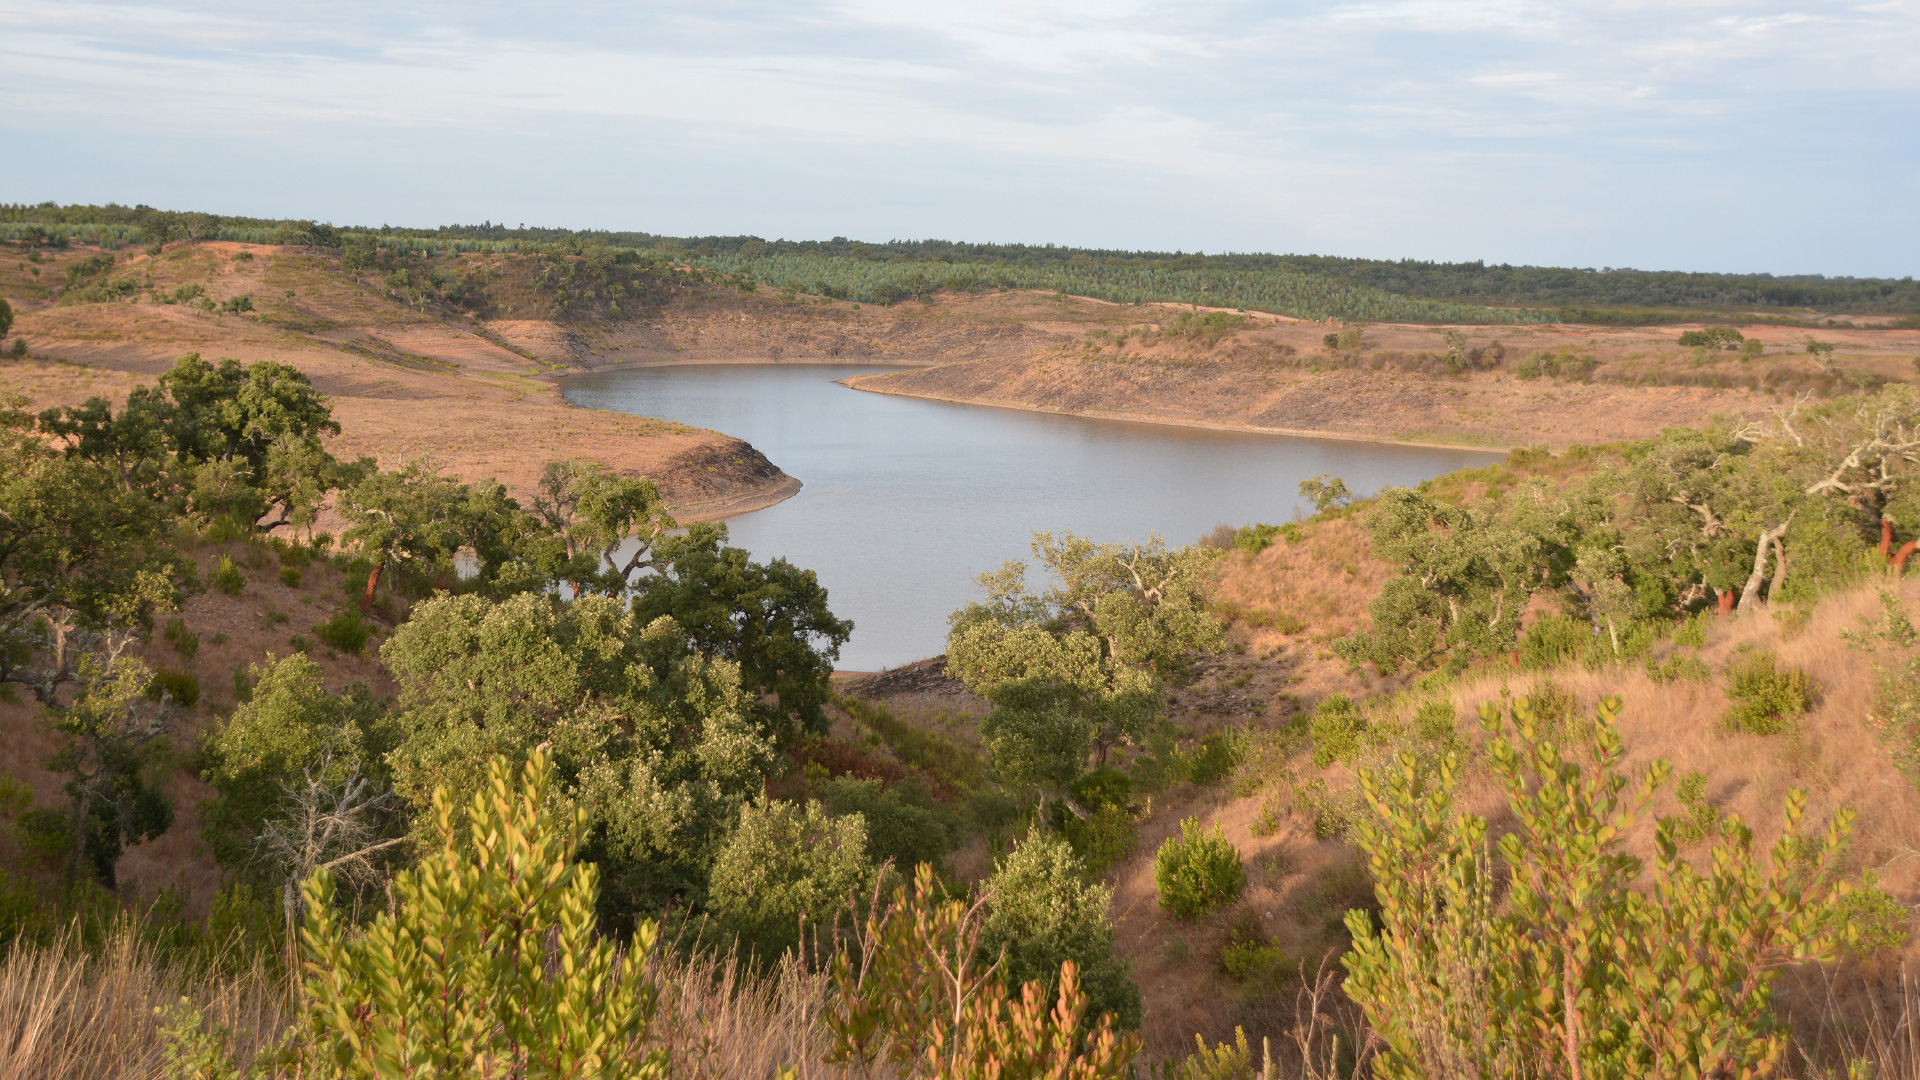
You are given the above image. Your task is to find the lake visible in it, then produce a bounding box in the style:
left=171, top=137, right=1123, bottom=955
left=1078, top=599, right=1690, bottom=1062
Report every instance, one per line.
left=561, top=364, right=1498, bottom=670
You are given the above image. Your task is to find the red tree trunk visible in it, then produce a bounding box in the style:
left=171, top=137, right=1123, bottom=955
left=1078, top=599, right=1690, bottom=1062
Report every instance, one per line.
left=1883, top=518, right=1896, bottom=559
left=1718, top=590, right=1736, bottom=616
left=1895, top=541, right=1919, bottom=575
left=361, top=561, right=385, bottom=613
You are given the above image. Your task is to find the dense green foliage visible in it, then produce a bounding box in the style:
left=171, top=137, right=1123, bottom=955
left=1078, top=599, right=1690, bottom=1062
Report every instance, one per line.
left=1152, top=818, right=1247, bottom=919
left=707, top=796, right=871, bottom=960
left=1342, top=385, right=1920, bottom=673
left=1721, top=649, right=1817, bottom=735
left=948, top=533, right=1222, bottom=797
left=631, top=522, right=853, bottom=741
left=297, top=750, right=669, bottom=1079
left=980, top=828, right=1142, bottom=1030
left=1344, top=695, right=1859, bottom=1079
left=380, top=592, right=774, bottom=915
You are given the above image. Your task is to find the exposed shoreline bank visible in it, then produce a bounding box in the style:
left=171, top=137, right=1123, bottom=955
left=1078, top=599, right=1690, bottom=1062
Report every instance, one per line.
left=840, top=374, right=1514, bottom=454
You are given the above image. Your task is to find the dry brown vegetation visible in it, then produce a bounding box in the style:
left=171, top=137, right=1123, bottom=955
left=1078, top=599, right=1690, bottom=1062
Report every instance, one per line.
left=850, top=312, right=1920, bottom=451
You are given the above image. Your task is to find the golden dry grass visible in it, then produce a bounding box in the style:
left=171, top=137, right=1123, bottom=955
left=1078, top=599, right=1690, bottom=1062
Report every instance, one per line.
left=0, top=925, right=831, bottom=1080
left=0, top=929, right=287, bottom=1080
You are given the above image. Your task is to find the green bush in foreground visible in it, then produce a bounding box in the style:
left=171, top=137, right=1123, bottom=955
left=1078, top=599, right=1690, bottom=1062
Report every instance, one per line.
left=981, top=828, right=1142, bottom=1030
left=1344, top=694, right=1860, bottom=1080
left=296, top=749, right=667, bottom=1079
left=1153, top=817, right=1246, bottom=919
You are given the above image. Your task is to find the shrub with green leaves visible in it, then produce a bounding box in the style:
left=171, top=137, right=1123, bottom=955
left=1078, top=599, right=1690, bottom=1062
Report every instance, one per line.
left=1518, top=615, right=1585, bottom=670
left=980, top=827, right=1141, bottom=1030
left=312, top=608, right=371, bottom=654
left=1218, top=912, right=1285, bottom=986
left=147, top=666, right=200, bottom=709
left=210, top=554, right=245, bottom=595
left=1646, top=652, right=1712, bottom=683
left=1153, top=817, right=1246, bottom=919
left=1161, top=1028, right=1259, bottom=1080
left=1723, top=649, right=1816, bottom=735
left=1411, top=700, right=1458, bottom=744
left=1831, top=871, right=1911, bottom=959
left=294, top=749, right=667, bottom=1079
left=815, top=775, right=950, bottom=872
left=1873, top=654, right=1920, bottom=784
left=1059, top=802, right=1138, bottom=877
left=162, top=617, right=200, bottom=660
left=1667, top=770, right=1721, bottom=844
left=1180, top=731, right=1241, bottom=786
left=707, top=796, right=871, bottom=961
left=1308, top=693, right=1367, bottom=767
left=1343, top=694, right=1861, bottom=1080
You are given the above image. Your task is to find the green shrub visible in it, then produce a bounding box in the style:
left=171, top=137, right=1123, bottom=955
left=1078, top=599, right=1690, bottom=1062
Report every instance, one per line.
left=1218, top=911, right=1285, bottom=986
left=1873, top=655, right=1920, bottom=784
left=146, top=667, right=200, bottom=709
left=1228, top=523, right=1282, bottom=554
left=230, top=665, right=252, bottom=703
left=210, top=555, right=245, bottom=595
left=1412, top=700, right=1457, bottom=743
left=290, top=750, right=667, bottom=1078
left=1646, top=652, right=1712, bottom=683
left=1343, top=694, right=1859, bottom=1079
left=1723, top=650, right=1816, bottom=735
left=1180, top=732, right=1241, bottom=786
left=15, top=808, right=69, bottom=868
left=980, top=827, right=1141, bottom=1029
left=1678, top=326, right=1745, bottom=349
left=1291, top=777, right=1365, bottom=840
left=312, top=608, right=372, bottom=655
left=1518, top=615, right=1585, bottom=670
left=1154, top=817, right=1246, bottom=919
left=1308, top=694, right=1367, bottom=767
left=1673, top=610, right=1710, bottom=648
left=1161, top=1028, right=1258, bottom=1080
left=287, top=634, right=311, bottom=654
left=1059, top=802, right=1138, bottom=877
left=707, top=796, right=871, bottom=961
left=1071, top=767, right=1131, bottom=811
left=279, top=565, right=303, bottom=588
left=1831, top=871, right=1911, bottom=959
left=1219, top=937, right=1284, bottom=983
left=162, top=617, right=200, bottom=660
left=1668, top=770, right=1721, bottom=844
left=815, top=776, right=950, bottom=871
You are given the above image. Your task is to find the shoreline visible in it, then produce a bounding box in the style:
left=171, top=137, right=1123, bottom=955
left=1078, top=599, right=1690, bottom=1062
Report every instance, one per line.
left=671, top=473, right=804, bottom=522
left=840, top=375, right=1514, bottom=455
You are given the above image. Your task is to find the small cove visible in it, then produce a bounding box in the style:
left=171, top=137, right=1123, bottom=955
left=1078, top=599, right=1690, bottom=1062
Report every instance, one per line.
left=561, top=363, right=1499, bottom=670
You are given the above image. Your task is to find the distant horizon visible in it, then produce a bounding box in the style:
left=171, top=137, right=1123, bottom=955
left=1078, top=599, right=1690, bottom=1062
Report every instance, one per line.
left=5, top=200, right=1912, bottom=285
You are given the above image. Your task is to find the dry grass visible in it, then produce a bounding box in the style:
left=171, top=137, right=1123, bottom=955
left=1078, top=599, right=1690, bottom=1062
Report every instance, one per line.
left=0, top=924, right=836, bottom=1080
left=0, top=928, right=287, bottom=1080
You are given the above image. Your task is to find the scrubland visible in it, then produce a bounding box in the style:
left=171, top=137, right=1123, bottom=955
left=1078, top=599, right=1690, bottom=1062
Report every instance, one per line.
left=13, top=225, right=1920, bottom=1077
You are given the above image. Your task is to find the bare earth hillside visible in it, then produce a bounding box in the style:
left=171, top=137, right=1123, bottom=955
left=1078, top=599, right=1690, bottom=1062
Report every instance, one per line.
left=849, top=309, right=1920, bottom=450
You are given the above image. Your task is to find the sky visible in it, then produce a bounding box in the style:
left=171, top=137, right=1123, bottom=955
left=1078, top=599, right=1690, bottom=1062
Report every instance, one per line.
left=1, top=1, right=1915, bottom=276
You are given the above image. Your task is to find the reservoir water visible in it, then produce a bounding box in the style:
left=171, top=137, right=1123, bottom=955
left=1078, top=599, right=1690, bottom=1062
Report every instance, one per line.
left=561, top=364, right=1498, bottom=671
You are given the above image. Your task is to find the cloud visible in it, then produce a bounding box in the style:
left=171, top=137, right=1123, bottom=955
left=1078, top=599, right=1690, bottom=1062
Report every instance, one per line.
left=0, top=0, right=1913, bottom=273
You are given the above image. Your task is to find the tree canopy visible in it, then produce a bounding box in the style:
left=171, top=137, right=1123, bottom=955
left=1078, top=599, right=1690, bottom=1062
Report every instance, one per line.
left=947, top=533, right=1221, bottom=796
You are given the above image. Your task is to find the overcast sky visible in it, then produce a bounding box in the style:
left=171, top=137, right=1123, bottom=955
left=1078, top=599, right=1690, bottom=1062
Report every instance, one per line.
left=2, top=1, right=1914, bottom=275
